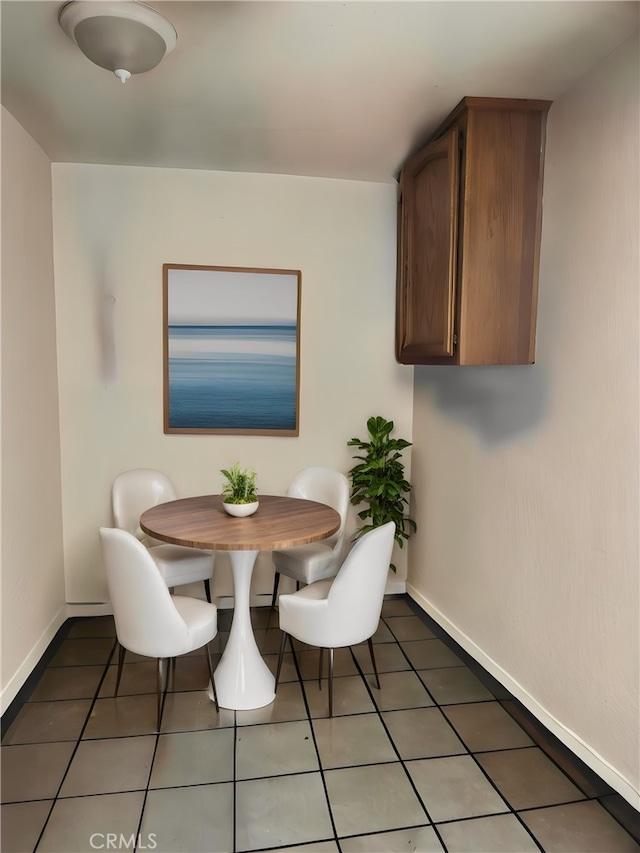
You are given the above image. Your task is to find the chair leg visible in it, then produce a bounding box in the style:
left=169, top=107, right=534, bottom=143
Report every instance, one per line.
left=205, top=644, right=219, bottom=712
left=318, top=648, right=323, bottom=689
left=275, top=631, right=288, bottom=688
left=368, top=637, right=381, bottom=689
left=114, top=644, right=126, bottom=696
left=204, top=579, right=212, bottom=603
left=328, top=648, right=334, bottom=718
left=271, top=572, right=280, bottom=609
left=156, top=658, right=168, bottom=732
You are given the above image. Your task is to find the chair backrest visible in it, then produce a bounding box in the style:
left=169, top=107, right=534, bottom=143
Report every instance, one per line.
left=112, top=468, right=177, bottom=540
left=99, top=527, right=190, bottom=658
left=326, top=521, right=395, bottom=646
left=287, top=467, right=350, bottom=554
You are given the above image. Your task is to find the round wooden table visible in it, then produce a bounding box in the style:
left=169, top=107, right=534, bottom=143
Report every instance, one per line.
left=140, top=494, right=340, bottom=710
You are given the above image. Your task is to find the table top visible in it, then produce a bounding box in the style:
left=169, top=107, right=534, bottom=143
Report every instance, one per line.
left=140, top=494, right=341, bottom=552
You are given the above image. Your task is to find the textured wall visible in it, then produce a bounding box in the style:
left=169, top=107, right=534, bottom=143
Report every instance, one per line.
left=52, top=165, right=413, bottom=602
left=1, top=107, right=66, bottom=710
left=408, top=35, right=639, bottom=804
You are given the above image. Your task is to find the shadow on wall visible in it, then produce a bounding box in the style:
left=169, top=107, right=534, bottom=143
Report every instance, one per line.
left=414, top=364, right=550, bottom=445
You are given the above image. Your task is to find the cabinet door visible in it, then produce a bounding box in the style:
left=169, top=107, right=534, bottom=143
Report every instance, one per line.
left=396, top=126, right=459, bottom=362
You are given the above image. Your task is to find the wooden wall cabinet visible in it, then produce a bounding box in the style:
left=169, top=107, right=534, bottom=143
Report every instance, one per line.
left=396, top=97, right=552, bottom=365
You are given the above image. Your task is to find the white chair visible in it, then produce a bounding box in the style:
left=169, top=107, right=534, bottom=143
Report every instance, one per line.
left=275, top=521, right=395, bottom=717
left=112, top=468, right=214, bottom=602
left=271, top=467, right=350, bottom=608
left=99, top=527, right=219, bottom=731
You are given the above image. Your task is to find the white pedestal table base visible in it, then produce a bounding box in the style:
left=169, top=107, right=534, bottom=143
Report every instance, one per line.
left=209, top=549, right=276, bottom=710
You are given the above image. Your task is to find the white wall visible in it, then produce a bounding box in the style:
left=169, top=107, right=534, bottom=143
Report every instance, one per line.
left=408, top=35, right=639, bottom=806
left=1, top=107, right=66, bottom=711
left=52, top=165, right=414, bottom=603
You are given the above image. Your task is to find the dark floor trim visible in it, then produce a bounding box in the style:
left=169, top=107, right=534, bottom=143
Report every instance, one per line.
left=403, top=593, right=640, bottom=843
left=1, top=618, right=78, bottom=734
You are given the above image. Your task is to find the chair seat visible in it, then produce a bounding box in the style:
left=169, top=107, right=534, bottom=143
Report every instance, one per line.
left=172, top=595, right=218, bottom=653
left=149, top=544, right=214, bottom=586
left=272, top=542, right=336, bottom=584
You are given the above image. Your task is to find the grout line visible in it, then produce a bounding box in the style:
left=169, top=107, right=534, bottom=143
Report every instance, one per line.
left=385, top=617, right=546, bottom=852
left=32, top=634, right=118, bottom=852
left=403, top=595, right=640, bottom=843
left=346, top=638, right=450, bottom=853
left=288, top=639, right=343, bottom=853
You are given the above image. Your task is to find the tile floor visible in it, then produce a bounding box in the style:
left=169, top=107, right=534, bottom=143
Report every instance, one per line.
left=2, top=597, right=639, bottom=853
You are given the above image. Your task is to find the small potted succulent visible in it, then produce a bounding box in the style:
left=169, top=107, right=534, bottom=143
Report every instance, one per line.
left=220, top=463, right=259, bottom=517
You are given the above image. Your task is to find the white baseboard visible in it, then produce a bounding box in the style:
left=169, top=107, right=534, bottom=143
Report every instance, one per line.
left=0, top=605, right=68, bottom=715
left=66, top=602, right=114, bottom=617
left=407, top=583, right=640, bottom=811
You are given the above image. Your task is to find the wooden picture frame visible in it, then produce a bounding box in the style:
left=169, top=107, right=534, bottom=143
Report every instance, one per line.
left=163, top=264, right=301, bottom=435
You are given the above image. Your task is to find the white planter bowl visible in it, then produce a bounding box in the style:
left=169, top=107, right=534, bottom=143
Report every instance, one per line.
left=223, top=501, right=259, bottom=517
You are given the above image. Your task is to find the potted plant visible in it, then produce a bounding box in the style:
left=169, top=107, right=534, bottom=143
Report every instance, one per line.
left=347, top=415, right=416, bottom=572
left=220, top=463, right=259, bottom=517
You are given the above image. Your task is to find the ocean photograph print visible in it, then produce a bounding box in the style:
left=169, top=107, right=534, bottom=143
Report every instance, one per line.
left=163, top=264, right=301, bottom=435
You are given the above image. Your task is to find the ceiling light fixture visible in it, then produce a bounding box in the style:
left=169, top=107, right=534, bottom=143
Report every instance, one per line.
left=58, top=0, right=177, bottom=83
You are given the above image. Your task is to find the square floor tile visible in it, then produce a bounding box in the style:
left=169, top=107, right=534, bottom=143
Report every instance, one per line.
left=236, top=720, right=318, bottom=779
left=98, top=661, right=158, bottom=697
left=352, top=642, right=412, bottom=674
left=253, top=627, right=285, bottom=655
left=418, top=666, right=494, bottom=705
left=438, top=813, right=539, bottom=852
left=168, top=655, right=212, bottom=692
left=251, top=607, right=279, bottom=630
left=141, top=783, right=233, bottom=853
left=381, top=598, right=415, bottom=617
left=2, top=699, right=91, bottom=744
left=442, top=702, right=534, bottom=752
left=0, top=799, right=53, bottom=852
left=48, top=638, right=115, bottom=667
left=371, top=670, right=435, bottom=711
left=382, top=707, right=467, bottom=759
left=297, top=648, right=359, bottom=680
left=407, top=755, right=508, bottom=822
left=29, top=665, right=105, bottom=702
left=313, top=713, right=397, bottom=768
left=159, top=691, right=234, bottom=733
left=370, top=621, right=397, bottom=643
left=66, top=617, right=116, bottom=638
left=236, top=773, right=334, bottom=852
left=1, top=742, right=75, bottom=802
left=264, top=651, right=299, bottom=683
left=59, top=735, right=155, bottom=796
left=477, top=747, right=587, bottom=810
left=150, top=729, right=234, bottom=788
left=385, top=616, right=436, bottom=641
left=237, top=680, right=307, bottom=725
left=401, top=639, right=466, bottom=670
left=340, top=826, right=444, bottom=852
left=325, top=762, right=427, bottom=837
left=83, top=695, right=160, bottom=738
left=37, top=791, right=145, bottom=853
left=304, top=675, right=375, bottom=718
left=519, top=800, right=640, bottom=852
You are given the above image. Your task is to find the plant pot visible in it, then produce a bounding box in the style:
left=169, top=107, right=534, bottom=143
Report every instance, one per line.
left=223, top=500, right=259, bottom=517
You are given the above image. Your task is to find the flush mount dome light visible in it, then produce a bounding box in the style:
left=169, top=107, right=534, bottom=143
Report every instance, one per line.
left=58, top=0, right=177, bottom=83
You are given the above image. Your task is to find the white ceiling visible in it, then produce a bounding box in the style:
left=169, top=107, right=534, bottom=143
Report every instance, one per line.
left=1, top=1, right=638, bottom=183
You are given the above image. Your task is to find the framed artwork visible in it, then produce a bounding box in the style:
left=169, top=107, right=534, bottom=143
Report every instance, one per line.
left=163, top=264, right=301, bottom=435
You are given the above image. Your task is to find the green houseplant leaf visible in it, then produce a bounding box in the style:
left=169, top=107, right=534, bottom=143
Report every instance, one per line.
left=347, top=416, right=416, bottom=572
left=220, top=463, right=258, bottom=504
